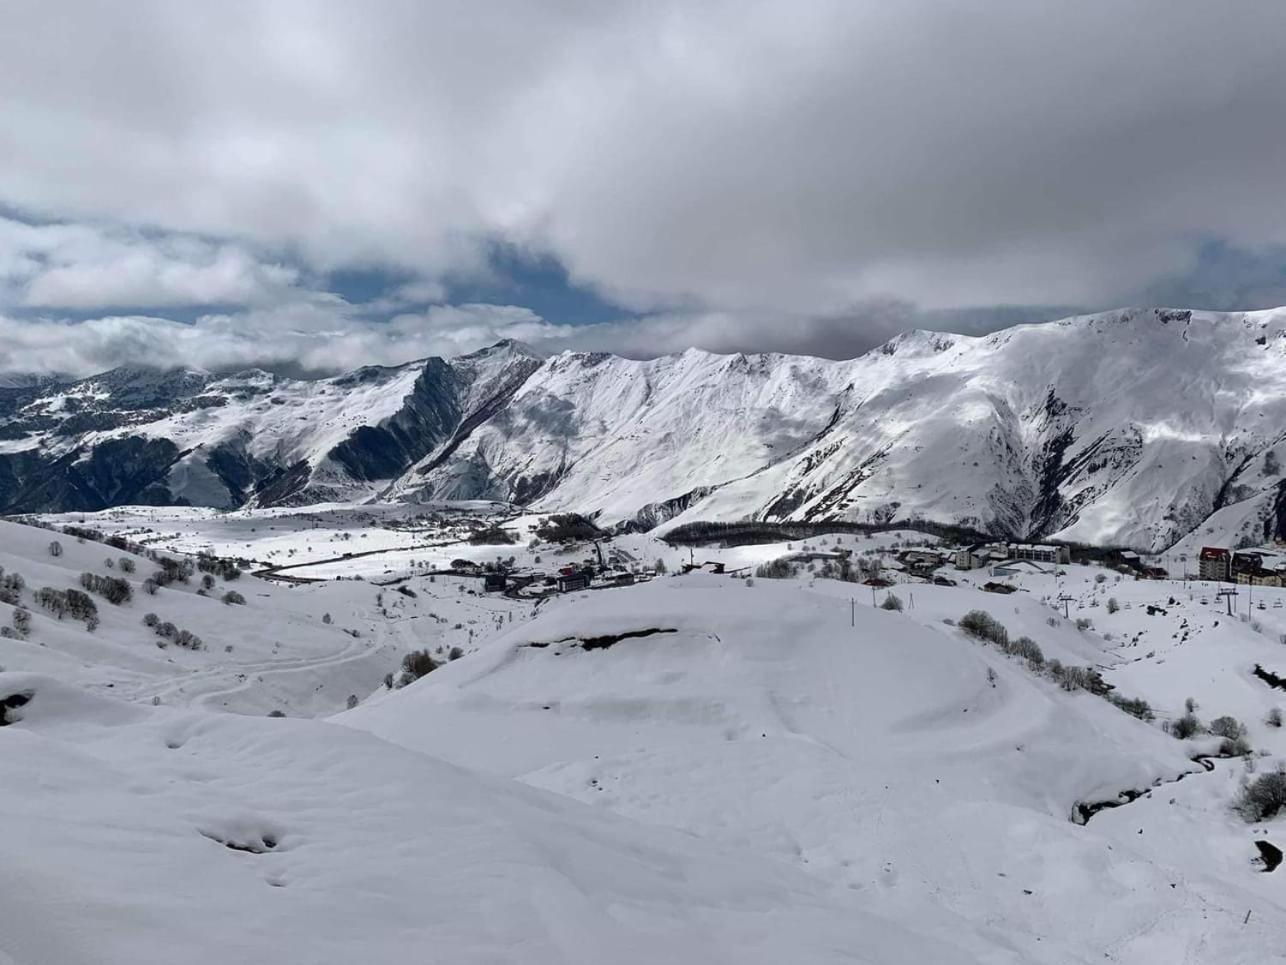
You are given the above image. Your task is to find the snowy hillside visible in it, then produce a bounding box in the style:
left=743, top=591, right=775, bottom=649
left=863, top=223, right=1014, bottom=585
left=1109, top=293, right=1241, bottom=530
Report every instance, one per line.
left=386, top=347, right=854, bottom=522
left=5, top=307, right=1286, bottom=549
left=0, top=519, right=405, bottom=715
left=343, top=573, right=1286, bottom=962
left=0, top=342, right=541, bottom=513
left=6, top=514, right=1286, bottom=961
left=2, top=671, right=973, bottom=965
left=666, top=308, right=1286, bottom=550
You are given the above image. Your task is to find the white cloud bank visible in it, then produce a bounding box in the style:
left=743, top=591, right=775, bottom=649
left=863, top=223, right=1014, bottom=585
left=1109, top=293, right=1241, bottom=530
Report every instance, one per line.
left=5, top=0, right=1286, bottom=369
left=0, top=217, right=302, bottom=309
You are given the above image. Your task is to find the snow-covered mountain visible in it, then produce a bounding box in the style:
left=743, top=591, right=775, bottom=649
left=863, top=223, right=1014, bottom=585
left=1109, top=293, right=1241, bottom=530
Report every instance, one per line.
left=4, top=307, right=1286, bottom=551
left=0, top=341, right=542, bottom=513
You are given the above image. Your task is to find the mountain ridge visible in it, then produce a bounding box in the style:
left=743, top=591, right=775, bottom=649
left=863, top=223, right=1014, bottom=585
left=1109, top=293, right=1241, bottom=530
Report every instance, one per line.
left=3, top=306, right=1286, bottom=551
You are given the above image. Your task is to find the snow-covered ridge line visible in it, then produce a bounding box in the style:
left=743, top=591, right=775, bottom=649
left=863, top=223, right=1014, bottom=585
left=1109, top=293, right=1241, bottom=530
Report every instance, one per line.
left=4, top=305, right=1286, bottom=551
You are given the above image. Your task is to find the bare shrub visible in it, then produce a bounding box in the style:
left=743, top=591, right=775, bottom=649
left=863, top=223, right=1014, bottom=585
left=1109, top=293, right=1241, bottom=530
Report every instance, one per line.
left=879, top=593, right=904, bottom=611
left=1168, top=713, right=1201, bottom=739
left=1236, top=771, right=1286, bottom=821
left=398, top=649, right=440, bottom=687
left=1209, top=716, right=1247, bottom=740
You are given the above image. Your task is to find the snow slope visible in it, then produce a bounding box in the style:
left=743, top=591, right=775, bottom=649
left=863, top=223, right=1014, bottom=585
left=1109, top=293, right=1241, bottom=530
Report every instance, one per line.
left=343, top=573, right=1286, bottom=962
left=0, top=519, right=401, bottom=715
left=0, top=672, right=969, bottom=965
left=6, top=514, right=1286, bottom=961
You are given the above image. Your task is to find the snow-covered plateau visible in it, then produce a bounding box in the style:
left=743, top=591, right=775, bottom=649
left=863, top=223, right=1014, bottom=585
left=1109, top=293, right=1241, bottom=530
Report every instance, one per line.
left=4, top=507, right=1286, bottom=962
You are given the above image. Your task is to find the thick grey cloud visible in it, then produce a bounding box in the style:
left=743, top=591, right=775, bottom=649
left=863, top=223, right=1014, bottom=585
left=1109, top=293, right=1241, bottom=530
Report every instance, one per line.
left=3, top=0, right=1286, bottom=366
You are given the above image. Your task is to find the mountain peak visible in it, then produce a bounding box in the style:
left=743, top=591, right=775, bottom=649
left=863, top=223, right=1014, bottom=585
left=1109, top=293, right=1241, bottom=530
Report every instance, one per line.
left=460, top=338, right=545, bottom=362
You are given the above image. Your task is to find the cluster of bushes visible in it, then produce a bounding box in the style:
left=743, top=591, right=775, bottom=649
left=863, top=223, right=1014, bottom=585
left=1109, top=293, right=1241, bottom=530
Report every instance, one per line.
left=1210, top=716, right=1252, bottom=756
left=755, top=558, right=800, bottom=580
left=662, top=518, right=993, bottom=548
left=385, top=649, right=441, bottom=689
left=197, top=574, right=246, bottom=602
left=961, top=610, right=1048, bottom=668
left=17, top=519, right=185, bottom=564
left=142, top=612, right=203, bottom=650
left=143, top=556, right=194, bottom=594
left=1045, top=661, right=1112, bottom=695
left=1162, top=699, right=1253, bottom=755
left=51, top=525, right=140, bottom=554
left=0, top=569, right=24, bottom=606
left=0, top=568, right=28, bottom=639
left=879, top=593, right=904, bottom=611
left=816, top=556, right=882, bottom=584
left=959, top=609, right=1009, bottom=646
left=80, top=572, right=133, bottom=605
left=1106, top=695, right=1155, bottom=721
left=534, top=514, right=605, bottom=543
left=1, top=606, right=31, bottom=640
left=34, top=586, right=99, bottom=629
left=956, top=608, right=1152, bottom=718
left=196, top=553, right=243, bottom=581
left=468, top=525, right=519, bottom=545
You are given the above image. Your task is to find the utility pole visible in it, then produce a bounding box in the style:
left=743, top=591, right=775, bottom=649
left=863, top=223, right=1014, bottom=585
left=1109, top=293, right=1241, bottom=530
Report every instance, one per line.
left=851, top=597, right=855, bottom=627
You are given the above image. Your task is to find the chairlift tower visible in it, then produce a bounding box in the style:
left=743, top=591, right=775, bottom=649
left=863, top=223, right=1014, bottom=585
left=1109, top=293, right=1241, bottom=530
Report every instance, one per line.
left=1057, top=593, right=1075, bottom=619
left=1217, top=585, right=1238, bottom=616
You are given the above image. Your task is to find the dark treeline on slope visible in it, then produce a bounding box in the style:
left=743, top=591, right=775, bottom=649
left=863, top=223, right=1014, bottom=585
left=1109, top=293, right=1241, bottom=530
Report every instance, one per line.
left=661, top=519, right=995, bottom=548
left=661, top=518, right=1155, bottom=567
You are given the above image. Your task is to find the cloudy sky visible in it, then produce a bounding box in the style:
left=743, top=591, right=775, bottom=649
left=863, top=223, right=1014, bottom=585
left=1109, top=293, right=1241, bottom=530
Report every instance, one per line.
left=4, top=0, right=1286, bottom=376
